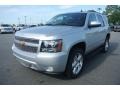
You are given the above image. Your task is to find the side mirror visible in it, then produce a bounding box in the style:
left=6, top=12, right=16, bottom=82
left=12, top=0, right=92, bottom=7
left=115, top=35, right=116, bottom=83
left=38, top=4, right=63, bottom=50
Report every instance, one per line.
left=88, top=21, right=101, bottom=28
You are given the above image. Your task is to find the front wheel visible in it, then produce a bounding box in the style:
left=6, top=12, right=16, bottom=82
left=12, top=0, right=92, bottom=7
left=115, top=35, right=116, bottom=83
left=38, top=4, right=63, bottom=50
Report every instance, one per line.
left=65, top=48, right=84, bottom=78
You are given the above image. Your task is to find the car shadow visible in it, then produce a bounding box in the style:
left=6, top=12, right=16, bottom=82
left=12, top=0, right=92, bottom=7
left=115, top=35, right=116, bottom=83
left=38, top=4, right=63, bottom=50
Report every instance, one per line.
left=81, top=43, right=117, bottom=76
left=35, top=42, right=119, bottom=80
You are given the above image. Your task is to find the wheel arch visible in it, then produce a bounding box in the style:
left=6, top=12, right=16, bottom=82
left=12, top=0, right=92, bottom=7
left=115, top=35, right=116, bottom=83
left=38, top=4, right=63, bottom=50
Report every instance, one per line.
left=65, top=41, right=86, bottom=66
left=69, top=42, right=86, bottom=54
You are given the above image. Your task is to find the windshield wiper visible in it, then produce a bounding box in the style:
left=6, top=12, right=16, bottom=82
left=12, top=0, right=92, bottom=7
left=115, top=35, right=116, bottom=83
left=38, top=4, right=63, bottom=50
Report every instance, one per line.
left=45, top=23, right=74, bottom=26
left=56, top=23, right=74, bottom=26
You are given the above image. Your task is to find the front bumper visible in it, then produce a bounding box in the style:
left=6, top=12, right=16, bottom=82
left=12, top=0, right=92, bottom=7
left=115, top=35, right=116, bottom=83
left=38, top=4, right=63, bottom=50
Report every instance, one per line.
left=12, top=44, right=68, bottom=73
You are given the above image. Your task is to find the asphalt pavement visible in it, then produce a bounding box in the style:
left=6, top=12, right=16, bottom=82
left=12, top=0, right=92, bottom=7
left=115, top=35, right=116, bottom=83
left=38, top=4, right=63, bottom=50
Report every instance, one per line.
left=0, top=32, right=120, bottom=85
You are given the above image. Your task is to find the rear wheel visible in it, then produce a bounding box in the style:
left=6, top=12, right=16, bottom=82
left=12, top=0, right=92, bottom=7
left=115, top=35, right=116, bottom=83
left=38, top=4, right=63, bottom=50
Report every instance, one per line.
left=65, top=48, right=84, bottom=78
left=102, top=37, right=110, bottom=52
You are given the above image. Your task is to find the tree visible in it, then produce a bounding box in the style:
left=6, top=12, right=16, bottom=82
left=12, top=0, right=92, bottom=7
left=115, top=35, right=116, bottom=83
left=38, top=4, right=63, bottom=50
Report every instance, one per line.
left=105, top=5, right=120, bottom=25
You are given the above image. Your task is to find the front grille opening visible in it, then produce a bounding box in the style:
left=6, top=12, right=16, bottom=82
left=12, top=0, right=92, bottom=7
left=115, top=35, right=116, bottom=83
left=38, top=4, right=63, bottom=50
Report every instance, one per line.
left=15, top=42, right=38, bottom=53
left=15, top=36, right=39, bottom=44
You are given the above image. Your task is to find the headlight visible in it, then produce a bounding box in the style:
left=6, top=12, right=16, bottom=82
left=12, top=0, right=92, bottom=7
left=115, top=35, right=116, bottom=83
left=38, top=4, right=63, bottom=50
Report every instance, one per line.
left=40, top=39, right=62, bottom=53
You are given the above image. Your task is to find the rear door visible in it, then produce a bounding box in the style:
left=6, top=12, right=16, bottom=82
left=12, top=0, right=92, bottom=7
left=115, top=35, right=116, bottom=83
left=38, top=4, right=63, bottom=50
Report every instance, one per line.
left=96, top=14, right=106, bottom=44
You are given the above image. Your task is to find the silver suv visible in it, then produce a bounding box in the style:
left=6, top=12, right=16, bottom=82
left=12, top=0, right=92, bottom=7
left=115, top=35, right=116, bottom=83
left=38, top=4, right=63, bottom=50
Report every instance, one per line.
left=12, top=11, right=110, bottom=78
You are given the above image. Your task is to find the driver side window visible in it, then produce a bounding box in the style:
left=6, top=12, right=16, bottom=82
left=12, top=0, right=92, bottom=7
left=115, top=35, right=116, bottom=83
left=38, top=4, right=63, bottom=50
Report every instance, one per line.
left=88, top=13, right=97, bottom=23
left=53, top=16, right=64, bottom=23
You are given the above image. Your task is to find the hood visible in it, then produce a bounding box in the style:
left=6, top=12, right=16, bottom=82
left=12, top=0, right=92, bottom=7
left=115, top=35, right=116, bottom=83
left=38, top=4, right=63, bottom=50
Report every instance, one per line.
left=15, top=26, right=84, bottom=40
left=17, top=26, right=82, bottom=36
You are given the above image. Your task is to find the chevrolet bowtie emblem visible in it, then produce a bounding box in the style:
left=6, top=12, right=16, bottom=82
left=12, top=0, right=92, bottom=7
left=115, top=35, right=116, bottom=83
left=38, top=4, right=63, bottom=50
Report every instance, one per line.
left=20, top=41, right=25, bottom=46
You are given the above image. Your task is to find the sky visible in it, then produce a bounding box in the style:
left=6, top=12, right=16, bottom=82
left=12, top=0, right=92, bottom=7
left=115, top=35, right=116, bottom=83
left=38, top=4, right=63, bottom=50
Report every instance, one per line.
left=0, top=5, right=106, bottom=25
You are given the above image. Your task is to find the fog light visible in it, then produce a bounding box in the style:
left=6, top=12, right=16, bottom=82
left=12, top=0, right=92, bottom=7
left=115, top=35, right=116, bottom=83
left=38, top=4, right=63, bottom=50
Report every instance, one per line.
left=46, top=67, right=54, bottom=72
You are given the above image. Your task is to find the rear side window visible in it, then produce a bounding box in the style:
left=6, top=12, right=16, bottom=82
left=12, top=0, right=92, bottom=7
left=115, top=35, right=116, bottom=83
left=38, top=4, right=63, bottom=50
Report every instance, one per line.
left=88, top=13, right=97, bottom=23
left=97, top=14, right=105, bottom=27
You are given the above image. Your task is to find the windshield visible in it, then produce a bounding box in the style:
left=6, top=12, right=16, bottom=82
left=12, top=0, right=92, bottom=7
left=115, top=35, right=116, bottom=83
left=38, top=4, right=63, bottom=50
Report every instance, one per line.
left=46, top=13, right=87, bottom=26
left=1, top=24, right=11, bottom=27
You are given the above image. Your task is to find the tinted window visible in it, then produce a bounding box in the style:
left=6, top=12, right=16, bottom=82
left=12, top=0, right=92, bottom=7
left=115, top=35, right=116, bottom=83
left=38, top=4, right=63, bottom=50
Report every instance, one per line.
left=46, top=13, right=87, bottom=26
left=97, top=14, right=105, bottom=27
left=88, top=13, right=97, bottom=23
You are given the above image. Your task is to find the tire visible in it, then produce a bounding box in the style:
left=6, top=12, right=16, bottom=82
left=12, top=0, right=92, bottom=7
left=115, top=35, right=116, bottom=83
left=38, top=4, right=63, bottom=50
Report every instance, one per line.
left=102, top=37, right=110, bottom=53
left=65, top=48, right=84, bottom=78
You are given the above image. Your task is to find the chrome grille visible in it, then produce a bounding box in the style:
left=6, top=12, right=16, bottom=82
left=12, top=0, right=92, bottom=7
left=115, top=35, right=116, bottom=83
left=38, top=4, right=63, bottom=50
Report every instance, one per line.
left=14, top=36, right=39, bottom=53
left=4, top=28, right=12, bottom=30
left=15, top=36, right=39, bottom=44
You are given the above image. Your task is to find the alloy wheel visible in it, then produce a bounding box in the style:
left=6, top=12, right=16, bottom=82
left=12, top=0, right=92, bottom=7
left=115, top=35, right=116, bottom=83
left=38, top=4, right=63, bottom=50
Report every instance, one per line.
left=72, top=53, right=83, bottom=75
